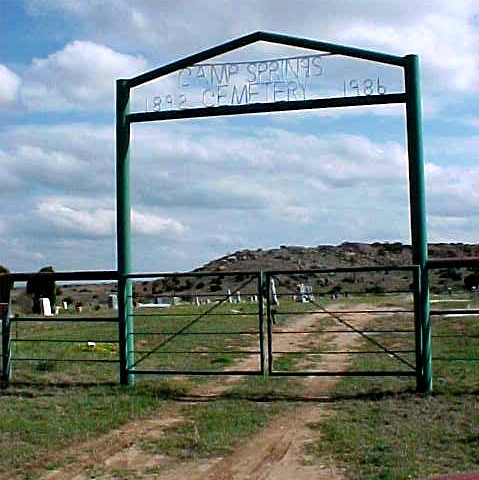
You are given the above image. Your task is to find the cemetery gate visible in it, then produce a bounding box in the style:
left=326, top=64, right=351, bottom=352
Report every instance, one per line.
left=1, top=260, right=478, bottom=388
left=2, top=31, right=460, bottom=393
left=115, top=32, right=431, bottom=391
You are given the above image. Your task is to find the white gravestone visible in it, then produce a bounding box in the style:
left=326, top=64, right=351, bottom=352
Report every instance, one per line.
left=108, top=294, right=118, bottom=310
left=270, top=279, right=279, bottom=306
left=40, top=297, right=53, bottom=317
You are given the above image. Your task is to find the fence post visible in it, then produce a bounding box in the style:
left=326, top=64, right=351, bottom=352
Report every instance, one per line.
left=405, top=54, right=431, bottom=393
left=1, top=275, right=12, bottom=384
left=116, top=78, right=134, bottom=386
left=412, top=266, right=423, bottom=390
left=265, top=273, right=274, bottom=375
left=257, top=271, right=265, bottom=376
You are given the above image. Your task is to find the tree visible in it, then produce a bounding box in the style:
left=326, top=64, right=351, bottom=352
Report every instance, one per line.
left=0, top=265, right=11, bottom=303
left=440, top=267, right=462, bottom=281
left=26, top=266, right=56, bottom=314
left=464, top=272, right=479, bottom=291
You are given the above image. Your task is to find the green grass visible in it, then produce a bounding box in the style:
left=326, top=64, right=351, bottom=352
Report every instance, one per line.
left=308, top=297, right=479, bottom=480
left=0, top=301, right=268, bottom=474
left=2, top=295, right=478, bottom=479
left=0, top=381, right=187, bottom=473
left=140, top=399, right=283, bottom=459
left=309, top=393, right=478, bottom=479
left=132, top=302, right=262, bottom=372
left=4, top=301, right=265, bottom=383
left=0, top=297, right=307, bottom=476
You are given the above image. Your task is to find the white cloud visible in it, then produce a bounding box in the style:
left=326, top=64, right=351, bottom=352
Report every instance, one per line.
left=37, top=202, right=115, bottom=237
left=22, top=41, right=148, bottom=111
left=427, top=135, right=479, bottom=163
left=26, top=0, right=479, bottom=98
left=0, top=149, right=25, bottom=193
left=35, top=200, right=185, bottom=239
left=428, top=215, right=479, bottom=244
left=0, top=126, right=115, bottom=201
left=1, top=118, right=478, bottom=271
left=2, top=1, right=478, bottom=273
left=341, top=5, right=479, bottom=94
left=0, top=64, right=21, bottom=107
left=132, top=210, right=185, bottom=236
left=7, top=1, right=476, bottom=120
left=426, top=163, right=479, bottom=217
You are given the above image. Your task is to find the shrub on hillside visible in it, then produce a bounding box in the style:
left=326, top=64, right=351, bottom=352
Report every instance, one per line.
left=26, top=266, right=56, bottom=313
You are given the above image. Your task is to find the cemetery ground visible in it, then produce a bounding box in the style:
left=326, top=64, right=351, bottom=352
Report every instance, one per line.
left=0, top=295, right=478, bottom=480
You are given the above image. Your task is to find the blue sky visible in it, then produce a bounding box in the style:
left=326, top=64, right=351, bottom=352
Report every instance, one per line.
left=1, top=0, right=478, bottom=273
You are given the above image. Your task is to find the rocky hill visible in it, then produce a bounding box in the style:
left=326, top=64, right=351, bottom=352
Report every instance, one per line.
left=196, top=242, right=478, bottom=272
left=10, top=242, right=479, bottom=313
left=146, top=242, right=479, bottom=301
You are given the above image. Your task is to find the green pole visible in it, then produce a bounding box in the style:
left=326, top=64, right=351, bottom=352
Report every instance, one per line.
left=404, top=55, right=431, bottom=393
left=257, top=271, right=265, bottom=376
left=412, top=266, right=423, bottom=388
left=116, top=79, right=134, bottom=386
left=1, top=275, right=12, bottom=384
left=265, top=273, right=273, bottom=375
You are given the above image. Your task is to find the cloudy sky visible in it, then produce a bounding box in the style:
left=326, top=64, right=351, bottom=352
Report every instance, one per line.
left=1, top=0, right=478, bottom=273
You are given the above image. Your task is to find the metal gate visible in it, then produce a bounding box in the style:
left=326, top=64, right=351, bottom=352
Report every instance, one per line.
left=126, top=271, right=266, bottom=377
left=3, top=261, right=476, bottom=390
left=264, top=267, right=419, bottom=378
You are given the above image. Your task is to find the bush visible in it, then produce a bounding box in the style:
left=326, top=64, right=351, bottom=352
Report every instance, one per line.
left=383, top=242, right=403, bottom=254
left=329, top=285, right=342, bottom=294
left=464, top=273, right=479, bottom=291
left=63, top=296, right=74, bottom=306
left=26, top=266, right=56, bottom=313
left=440, top=268, right=462, bottom=281
left=365, top=285, right=385, bottom=294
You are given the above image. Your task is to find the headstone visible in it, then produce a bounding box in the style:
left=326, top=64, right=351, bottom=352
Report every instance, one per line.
left=270, top=279, right=279, bottom=305
left=40, top=297, right=53, bottom=317
left=304, top=285, right=314, bottom=301
left=108, top=294, right=118, bottom=310
left=62, top=301, right=68, bottom=310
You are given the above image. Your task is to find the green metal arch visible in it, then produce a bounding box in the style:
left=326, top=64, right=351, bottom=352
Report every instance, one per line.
left=126, top=31, right=404, bottom=89
left=116, top=32, right=431, bottom=393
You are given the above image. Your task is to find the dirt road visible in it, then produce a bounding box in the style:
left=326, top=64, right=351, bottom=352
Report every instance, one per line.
left=21, top=307, right=371, bottom=480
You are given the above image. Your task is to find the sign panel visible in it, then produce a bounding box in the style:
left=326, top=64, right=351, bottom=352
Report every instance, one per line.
left=131, top=53, right=403, bottom=114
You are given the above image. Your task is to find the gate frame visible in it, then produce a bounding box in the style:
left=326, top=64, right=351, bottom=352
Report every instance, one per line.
left=116, top=31, right=431, bottom=392
left=264, top=266, right=420, bottom=378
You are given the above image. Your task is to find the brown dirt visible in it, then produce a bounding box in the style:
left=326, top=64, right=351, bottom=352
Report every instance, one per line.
left=420, top=474, right=479, bottom=480
left=10, top=306, right=374, bottom=480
